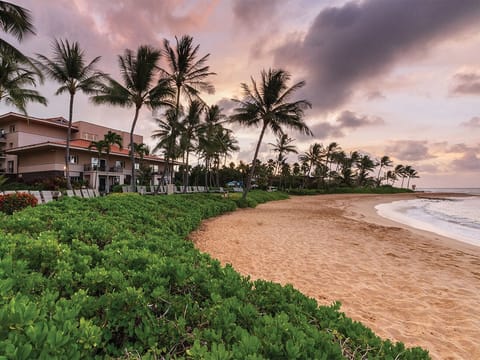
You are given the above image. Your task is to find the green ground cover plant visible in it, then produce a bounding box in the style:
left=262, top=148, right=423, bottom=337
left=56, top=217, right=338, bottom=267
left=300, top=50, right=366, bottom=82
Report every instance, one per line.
left=0, top=193, right=429, bottom=359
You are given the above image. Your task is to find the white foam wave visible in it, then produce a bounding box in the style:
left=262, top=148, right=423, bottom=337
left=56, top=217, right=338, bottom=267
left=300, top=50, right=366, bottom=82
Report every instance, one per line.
left=375, top=197, right=480, bottom=247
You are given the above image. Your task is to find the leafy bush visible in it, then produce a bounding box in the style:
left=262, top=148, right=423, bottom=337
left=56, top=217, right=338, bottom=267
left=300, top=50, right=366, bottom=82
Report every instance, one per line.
left=0, top=193, right=429, bottom=358
left=0, top=192, right=38, bottom=214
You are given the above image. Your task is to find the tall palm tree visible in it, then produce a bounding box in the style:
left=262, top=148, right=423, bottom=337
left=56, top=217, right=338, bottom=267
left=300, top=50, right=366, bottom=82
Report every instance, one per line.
left=299, top=143, right=324, bottom=179
left=179, top=99, right=204, bottom=192
left=92, top=45, right=173, bottom=190
left=0, top=54, right=47, bottom=112
left=394, top=164, right=406, bottom=188
left=152, top=108, right=182, bottom=187
left=0, top=1, right=34, bottom=61
left=231, top=68, right=312, bottom=199
left=161, top=35, right=215, bottom=132
left=376, top=155, right=393, bottom=185
left=36, top=39, right=104, bottom=190
left=269, top=133, right=297, bottom=176
left=404, top=165, right=418, bottom=189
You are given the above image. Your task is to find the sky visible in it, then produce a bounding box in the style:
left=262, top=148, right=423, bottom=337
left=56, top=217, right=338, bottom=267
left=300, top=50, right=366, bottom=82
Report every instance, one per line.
left=2, top=0, right=480, bottom=188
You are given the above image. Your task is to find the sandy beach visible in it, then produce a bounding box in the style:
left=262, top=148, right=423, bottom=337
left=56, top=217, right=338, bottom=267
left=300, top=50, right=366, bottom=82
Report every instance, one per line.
left=191, top=194, right=480, bottom=360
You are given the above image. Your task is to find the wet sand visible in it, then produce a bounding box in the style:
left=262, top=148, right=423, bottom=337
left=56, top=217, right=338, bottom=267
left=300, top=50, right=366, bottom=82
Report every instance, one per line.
left=190, top=194, right=480, bottom=360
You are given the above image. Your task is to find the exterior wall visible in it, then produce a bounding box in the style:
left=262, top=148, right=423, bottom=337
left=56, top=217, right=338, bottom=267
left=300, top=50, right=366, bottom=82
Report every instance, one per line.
left=73, top=121, right=143, bottom=148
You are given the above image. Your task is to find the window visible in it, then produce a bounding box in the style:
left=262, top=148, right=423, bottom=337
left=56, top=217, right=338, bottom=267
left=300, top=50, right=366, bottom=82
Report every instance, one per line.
left=91, top=157, right=99, bottom=166
left=83, top=132, right=97, bottom=141
left=7, top=160, right=14, bottom=173
left=69, top=155, right=79, bottom=164
left=134, top=162, right=140, bottom=170
left=115, top=160, right=125, bottom=169
left=9, top=125, right=15, bottom=133
left=9, top=143, right=13, bottom=148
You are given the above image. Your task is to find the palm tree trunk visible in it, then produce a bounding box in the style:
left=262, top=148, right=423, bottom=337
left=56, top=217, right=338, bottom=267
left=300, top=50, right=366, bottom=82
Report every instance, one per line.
left=183, top=150, right=190, bottom=193
left=65, top=93, right=75, bottom=190
left=243, top=122, right=267, bottom=200
left=130, top=106, right=140, bottom=191
left=204, top=157, right=209, bottom=189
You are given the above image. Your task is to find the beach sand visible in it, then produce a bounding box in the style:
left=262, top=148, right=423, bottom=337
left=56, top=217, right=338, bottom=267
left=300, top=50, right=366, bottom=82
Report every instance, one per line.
left=190, top=194, right=480, bottom=360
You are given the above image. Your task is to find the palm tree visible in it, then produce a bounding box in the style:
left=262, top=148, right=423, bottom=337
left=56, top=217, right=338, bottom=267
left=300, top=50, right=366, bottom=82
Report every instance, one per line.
left=152, top=108, right=182, bottom=187
left=36, top=39, right=104, bottom=190
left=132, top=142, right=150, bottom=159
left=269, top=133, right=297, bottom=176
left=299, top=143, right=324, bottom=187
left=376, top=155, right=393, bottom=186
left=102, top=131, right=122, bottom=192
left=394, top=164, right=406, bottom=188
left=0, top=1, right=35, bottom=61
left=92, top=45, right=173, bottom=190
left=404, top=165, right=418, bottom=189
left=179, top=99, right=204, bottom=192
left=161, top=35, right=215, bottom=131
left=231, top=68, right=312, bottom=199
left=0, top=54, right=47, bottom=113
left=356, top=154, right=375, bottom=186
left=88, top=139, right=107, bottom=190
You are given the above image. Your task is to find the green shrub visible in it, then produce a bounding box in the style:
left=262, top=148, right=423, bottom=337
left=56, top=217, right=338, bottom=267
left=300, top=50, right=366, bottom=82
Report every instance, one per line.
left=0, top=192, right=38, bottom=214
left=0, top=193, right=429, bottom=359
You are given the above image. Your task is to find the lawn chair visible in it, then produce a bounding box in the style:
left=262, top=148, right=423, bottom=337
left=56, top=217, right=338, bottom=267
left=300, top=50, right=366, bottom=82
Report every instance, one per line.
left=41, top=191, right=54, bottom=203
left=29, top=190, right=43, bottom=204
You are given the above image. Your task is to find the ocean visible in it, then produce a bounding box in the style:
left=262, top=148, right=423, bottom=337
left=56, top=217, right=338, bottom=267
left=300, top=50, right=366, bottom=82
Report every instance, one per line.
left=375, top=189, right=480, bottom=247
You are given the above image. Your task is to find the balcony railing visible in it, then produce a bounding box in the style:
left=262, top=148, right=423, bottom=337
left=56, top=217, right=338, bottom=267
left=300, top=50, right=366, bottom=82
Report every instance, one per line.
left=83, top=164, right=125, bottom=173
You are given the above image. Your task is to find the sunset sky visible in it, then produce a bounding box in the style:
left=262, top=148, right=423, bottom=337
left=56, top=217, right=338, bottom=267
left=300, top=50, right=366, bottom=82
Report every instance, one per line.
left=2, top=0, right=480, bottom=187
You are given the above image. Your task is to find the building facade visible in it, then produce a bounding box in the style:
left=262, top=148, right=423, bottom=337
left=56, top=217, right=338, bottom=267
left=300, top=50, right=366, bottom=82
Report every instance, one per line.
left=0, top=112, right=168, bottom=192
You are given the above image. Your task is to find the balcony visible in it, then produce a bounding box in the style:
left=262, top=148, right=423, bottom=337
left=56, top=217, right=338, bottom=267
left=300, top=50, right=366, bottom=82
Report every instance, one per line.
left=83, top=164, right=125, bottom=173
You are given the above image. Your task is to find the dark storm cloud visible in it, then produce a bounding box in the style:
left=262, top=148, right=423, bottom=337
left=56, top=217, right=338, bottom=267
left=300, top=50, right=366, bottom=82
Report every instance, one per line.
left=461, top=116, right=480, bottom=128
left=275, top=0, right=480, bottom=111
left=385, top=140, right=435, bottom=161
left=451, top=72, right=480, bottom=95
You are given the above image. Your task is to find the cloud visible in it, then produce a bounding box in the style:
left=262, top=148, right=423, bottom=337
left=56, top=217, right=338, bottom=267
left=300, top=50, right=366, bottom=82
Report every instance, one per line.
left=232, top=0, right=280, bottom=28
left=274, top=0, right=480, bottom=111
left=451, top=150, right=480, bottom=171
left=451, top=72, right=480, bottom=95
left=303, top=110, right=384, bottom=140
left=306, top=122, right=344, bottom=140
left=365, top=90, right=386, bottom=101
left=216, top=97, right=237, bottom=116
left=385, top=140, right=435, bottom=161
left=336, top=110, right=384, bottom=128
left=461, top=116, right=480, bottom=127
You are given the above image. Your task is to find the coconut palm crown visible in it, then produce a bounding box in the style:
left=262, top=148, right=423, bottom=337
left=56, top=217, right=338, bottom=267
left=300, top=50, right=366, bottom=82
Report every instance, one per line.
left=0, top=54, right=47, bottom=113
left=231, top=68, right=312, bottom=199
left=0, top=1, right=34, bottom=60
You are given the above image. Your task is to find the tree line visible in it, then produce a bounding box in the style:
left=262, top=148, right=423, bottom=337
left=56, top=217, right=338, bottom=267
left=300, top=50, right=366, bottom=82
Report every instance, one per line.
left=0, top=1, right=419, bottom=197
